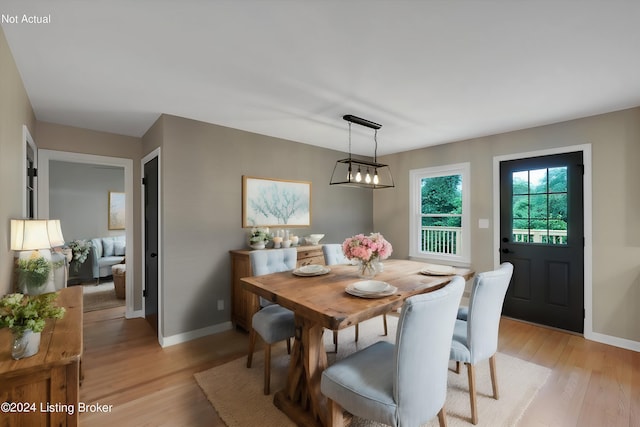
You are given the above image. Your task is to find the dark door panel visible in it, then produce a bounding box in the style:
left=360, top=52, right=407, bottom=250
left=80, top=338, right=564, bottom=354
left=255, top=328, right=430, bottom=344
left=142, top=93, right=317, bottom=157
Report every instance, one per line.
left=144, top=156, right=159, bottom=334
left=500, top=151, right=584, bottom=333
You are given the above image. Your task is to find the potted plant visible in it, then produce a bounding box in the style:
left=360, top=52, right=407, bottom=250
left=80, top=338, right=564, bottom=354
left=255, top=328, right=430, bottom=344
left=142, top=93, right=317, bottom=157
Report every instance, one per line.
left=0, top=292, right=66, bottom=359
left=68, top=239, right=92, bottom=273
left=249, top=227, right=271, bottom=249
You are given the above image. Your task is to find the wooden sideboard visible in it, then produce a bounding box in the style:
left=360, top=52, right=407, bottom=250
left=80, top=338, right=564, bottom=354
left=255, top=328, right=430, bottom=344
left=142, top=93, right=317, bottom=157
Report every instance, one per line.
left=0, top=286, right=83, bottom=427
left=230, top=245, right=324, bottom=331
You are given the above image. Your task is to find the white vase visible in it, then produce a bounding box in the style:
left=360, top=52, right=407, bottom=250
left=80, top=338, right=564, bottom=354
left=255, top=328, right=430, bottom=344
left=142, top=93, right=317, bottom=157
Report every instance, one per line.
left=11, top=329, right=41, bottom=360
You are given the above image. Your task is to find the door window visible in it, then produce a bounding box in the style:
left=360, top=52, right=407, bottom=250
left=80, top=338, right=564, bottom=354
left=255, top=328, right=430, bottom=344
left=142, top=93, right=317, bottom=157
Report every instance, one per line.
left=511, top=167, right=568, bottom=245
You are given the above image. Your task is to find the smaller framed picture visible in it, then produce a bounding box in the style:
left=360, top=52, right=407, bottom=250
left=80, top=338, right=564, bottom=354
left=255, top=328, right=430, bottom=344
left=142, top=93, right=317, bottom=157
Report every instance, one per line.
left=108, top=191, right=126, bottom=230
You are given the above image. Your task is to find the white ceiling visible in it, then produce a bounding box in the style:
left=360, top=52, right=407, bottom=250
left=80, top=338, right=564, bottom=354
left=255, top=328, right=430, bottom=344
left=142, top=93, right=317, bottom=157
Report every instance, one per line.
left=2, top=1, right=640, bottom=156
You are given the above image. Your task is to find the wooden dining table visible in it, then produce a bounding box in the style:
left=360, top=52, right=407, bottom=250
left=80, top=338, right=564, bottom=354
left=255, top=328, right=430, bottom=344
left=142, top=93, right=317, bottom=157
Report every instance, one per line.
left=241, top=258, right=474, bottom=427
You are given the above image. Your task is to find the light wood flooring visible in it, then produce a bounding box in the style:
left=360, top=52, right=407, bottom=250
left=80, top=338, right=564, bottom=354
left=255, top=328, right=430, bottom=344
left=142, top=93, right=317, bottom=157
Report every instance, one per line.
left=80, top=307, right=639, bottom=426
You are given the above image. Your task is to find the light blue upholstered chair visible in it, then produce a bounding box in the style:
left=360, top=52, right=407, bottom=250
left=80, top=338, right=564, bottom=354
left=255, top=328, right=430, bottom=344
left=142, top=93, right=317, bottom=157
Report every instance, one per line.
left=322, top=244, right=388, bottom=352
left=450, top=262, right=514, bottom=424
left=321, top=276, right=465, bottom=427
left=246, top=248, right=298, bottom=394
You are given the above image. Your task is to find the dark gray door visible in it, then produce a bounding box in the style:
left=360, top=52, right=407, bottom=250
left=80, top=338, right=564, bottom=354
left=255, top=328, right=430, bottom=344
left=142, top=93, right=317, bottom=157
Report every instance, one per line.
left=144, top=156, right=159, bottom=333
left=499, top=151, right=584, bottom=333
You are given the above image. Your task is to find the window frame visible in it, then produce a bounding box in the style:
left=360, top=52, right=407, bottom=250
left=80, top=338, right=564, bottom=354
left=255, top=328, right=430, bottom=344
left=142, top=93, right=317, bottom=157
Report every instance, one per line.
left=409, top=162, right=471, bottom=264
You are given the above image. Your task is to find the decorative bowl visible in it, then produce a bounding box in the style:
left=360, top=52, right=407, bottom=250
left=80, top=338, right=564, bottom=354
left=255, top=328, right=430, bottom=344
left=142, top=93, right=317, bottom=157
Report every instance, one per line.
left=305, top=234, right=325, bottom=245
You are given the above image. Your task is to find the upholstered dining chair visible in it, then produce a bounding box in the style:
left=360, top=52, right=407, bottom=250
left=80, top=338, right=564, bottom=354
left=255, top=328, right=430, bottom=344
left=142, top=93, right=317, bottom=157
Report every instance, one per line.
left=450, top=262, right=514, bottom=424
left=321, top=276, right=465, bottom=427
left=246, top=248, right=298, bottom=395
left=322, top=244, right=388, bottom=352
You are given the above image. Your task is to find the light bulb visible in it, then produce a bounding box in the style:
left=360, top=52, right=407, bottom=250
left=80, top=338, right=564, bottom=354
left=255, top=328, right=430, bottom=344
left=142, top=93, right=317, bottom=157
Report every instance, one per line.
left=373, top=172, right=379, bottom=185
left=365, top=171, right=371, bottom=184
left=355, top=169, right=362, bottom=182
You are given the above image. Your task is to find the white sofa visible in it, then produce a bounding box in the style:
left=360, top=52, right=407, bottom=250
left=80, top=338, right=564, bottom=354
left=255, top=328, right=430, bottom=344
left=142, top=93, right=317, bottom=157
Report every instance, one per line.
left=90, top=236, right=125, bottom=282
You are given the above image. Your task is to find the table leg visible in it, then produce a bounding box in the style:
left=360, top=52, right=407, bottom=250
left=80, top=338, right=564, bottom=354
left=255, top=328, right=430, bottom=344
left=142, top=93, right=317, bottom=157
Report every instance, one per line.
left=274, top=315, right=330, bottom=426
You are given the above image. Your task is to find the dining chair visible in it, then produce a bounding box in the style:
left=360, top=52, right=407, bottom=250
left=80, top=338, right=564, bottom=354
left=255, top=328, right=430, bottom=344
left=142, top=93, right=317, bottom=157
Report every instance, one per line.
left=322, top=244, right=388, bottom=353
left=450, top=262, right=514, bottom=424
left=246, top=248, right=297, bottom=395
left=321, top=276, right=465, bottom=427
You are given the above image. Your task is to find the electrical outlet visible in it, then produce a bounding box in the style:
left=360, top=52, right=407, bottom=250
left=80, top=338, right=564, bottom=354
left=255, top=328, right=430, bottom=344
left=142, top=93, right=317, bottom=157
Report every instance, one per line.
left=217, top=299, right=224, bottom=311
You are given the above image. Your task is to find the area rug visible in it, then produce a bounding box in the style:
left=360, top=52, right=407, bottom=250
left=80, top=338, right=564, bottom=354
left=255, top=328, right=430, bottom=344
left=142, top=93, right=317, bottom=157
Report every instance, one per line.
left=82, top=282, right=125, bottom=312
left=194, top=316, right=551, bottom=427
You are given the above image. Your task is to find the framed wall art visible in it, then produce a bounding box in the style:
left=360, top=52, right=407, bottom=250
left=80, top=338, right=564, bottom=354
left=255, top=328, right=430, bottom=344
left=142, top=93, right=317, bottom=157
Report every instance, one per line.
left=242, top=176, right=311, bottom=228
left=108, top=191, right=126, bottom=230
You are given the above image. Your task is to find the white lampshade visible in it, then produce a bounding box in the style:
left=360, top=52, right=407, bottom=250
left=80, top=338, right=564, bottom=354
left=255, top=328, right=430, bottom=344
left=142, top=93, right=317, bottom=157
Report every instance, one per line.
left=47, top=220, right=65, bottom=247
left=11, top=219, right=65, bottom=251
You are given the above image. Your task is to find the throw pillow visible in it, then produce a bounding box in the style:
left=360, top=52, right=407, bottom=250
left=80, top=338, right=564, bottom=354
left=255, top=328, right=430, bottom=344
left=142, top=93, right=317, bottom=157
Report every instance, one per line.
left=114, top=240, right=126, bottom=256
left=102, top=238, right=115, bottom=257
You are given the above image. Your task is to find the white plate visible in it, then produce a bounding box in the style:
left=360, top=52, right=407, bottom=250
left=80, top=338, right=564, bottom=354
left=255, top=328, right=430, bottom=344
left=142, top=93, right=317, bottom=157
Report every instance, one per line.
left=420, top=264, right=456, bottom=276
left=353, top=280, right=391, bottom=293
left=293, top=266, right=331, bottom=276
left=299, top=264, right=324, bottom=274
left=345, top=283, right=397, bottom=299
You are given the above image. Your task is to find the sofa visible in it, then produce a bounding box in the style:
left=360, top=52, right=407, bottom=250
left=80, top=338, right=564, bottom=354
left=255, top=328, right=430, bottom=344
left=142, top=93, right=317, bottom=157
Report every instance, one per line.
left=90, top=235, right=126, bottom=281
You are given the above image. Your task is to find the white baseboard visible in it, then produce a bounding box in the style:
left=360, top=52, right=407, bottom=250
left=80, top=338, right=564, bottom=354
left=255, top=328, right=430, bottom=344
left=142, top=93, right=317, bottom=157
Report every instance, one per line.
left=126, top=309, right=144, bottom=319
left=160, top=321, right=234, bottom=348
left=585, top=331, right=640, bottom=352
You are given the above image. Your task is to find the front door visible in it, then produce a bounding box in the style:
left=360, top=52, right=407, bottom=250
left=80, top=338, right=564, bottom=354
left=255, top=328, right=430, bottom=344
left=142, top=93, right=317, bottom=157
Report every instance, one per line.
left=499, top=151, right=584, bottom=333
left=143, top=156, right=159, bottom=333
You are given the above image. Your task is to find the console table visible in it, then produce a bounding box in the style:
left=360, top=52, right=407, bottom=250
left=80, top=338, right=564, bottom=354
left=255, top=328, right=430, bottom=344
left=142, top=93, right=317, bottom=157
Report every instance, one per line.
left=230, top=245, right=324, bottom=331
left=0, top=286, right=83, bottom=427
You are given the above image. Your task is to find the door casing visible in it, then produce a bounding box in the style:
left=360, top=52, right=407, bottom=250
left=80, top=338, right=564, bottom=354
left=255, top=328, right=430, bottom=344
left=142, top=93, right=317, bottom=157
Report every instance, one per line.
left=492, top=144, right=592, bottom=337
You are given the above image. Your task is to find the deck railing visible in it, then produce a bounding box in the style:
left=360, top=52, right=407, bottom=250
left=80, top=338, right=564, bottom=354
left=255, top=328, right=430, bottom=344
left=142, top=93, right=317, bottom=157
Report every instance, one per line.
left=420, top=226, right=461, bottom=255
left=512, top=228, right=567, bottom=244
left=421, top=226, right=568, bottom=255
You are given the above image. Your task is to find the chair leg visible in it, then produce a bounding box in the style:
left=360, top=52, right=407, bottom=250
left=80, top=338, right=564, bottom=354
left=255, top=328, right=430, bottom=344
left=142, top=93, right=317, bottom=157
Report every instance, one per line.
left=286, top=337, right=291, bottom=354
left=327, top=398, right=344, bottom=427
left=263, top=344, right=271, bottom=395
left=437, top=405, right=448, bottom=427
left=333, top=330, right=338, bottom=353
left=489, top=354, right=499, bottom=399
left=382, top=313, right=388, bottom=336
left=466, top=363, right=478, bottom=425
left=247, top=328, right=257, bottom=368
left=355, top=323, right=359, bottom=342
left=455, top=361, right=461, bottom=374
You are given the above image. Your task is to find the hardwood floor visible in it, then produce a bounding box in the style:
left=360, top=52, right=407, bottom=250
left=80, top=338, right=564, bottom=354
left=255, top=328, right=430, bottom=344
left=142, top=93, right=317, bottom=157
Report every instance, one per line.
left=80, top=307, right=639, bottom=426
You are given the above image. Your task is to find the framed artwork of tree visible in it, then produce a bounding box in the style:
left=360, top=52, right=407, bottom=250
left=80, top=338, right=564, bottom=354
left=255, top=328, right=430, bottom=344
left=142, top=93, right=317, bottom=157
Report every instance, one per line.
left=242, top=176, right=311, bottom=227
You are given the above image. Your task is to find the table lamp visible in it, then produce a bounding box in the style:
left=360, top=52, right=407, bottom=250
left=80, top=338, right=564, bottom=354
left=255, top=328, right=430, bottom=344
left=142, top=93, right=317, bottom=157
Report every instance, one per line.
left=11, top=219, right=65, bottom=294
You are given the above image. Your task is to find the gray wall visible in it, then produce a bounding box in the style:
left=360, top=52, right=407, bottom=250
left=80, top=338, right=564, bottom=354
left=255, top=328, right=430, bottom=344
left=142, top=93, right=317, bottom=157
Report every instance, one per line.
left=49, top=161, right=125, bottom=241
left=0, top=27, right=36, bottom=295
left=145, top=114, right=374, bottom=338
left=374, top=107, right=640, bottom=343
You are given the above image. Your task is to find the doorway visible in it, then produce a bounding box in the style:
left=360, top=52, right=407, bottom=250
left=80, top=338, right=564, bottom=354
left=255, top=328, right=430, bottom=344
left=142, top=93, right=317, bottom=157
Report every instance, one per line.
left=499, top=151, right=584, bottom=333
left=38, top=150, right=135, bottom=317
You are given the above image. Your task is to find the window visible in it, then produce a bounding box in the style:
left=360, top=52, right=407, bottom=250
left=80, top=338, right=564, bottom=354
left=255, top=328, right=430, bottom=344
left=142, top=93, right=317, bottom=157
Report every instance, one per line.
left=409, top=163, right=470, bottom=263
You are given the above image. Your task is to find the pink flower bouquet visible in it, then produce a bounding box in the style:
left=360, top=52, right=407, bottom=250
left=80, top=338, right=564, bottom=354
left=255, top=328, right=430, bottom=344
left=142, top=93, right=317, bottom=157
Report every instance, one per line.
left=342, top=233, right=393, bottom=264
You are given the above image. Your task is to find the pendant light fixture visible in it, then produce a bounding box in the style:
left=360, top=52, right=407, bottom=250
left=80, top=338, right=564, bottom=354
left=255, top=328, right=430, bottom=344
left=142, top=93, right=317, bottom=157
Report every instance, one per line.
left=330, top=114, right=395, bottom=189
